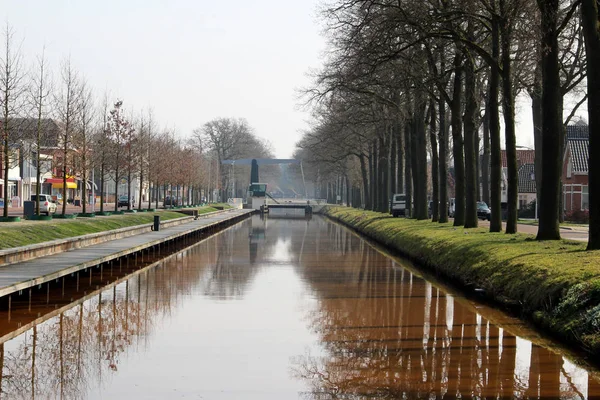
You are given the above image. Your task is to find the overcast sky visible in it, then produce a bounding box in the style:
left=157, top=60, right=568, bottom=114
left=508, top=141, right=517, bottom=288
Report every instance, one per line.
left=2, top=1, right=579, bottom=158
left=1, top=0, right=325, bottom=158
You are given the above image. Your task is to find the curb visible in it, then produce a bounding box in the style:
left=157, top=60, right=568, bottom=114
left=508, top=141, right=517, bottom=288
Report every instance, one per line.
left=0, top=209, right=231, bottom=268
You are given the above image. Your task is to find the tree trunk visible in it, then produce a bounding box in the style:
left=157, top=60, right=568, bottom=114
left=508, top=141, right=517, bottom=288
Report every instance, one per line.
left=369, top=141, right=375, bottom=211
left=581, top=0, right=600, bottom=249
left=114, top=165, right=120, bottom=212
left=451, top=52, right=465, bottom=226
left=390, top=127, right=397, bottom=194
left=536, top=0, right=562, bottom=240
left=414, top=95, right=428, bottom=220
left=396, top=119, right=404, bottom=195
left=404, top=119, right=412, bottom=218
left=532, top=61, right=543, bottom=220
left=429, top=97, right=440, bottom=222
left=489, top=13, right=503, bottom=233
left=82, top=154, right=87, bottom=214
left=482, top=102, right=491, bottom=205
left=100, top=163, right=105, bottom=213
left=438, top=96, right=449, bottom=223
left=62, top=146, right=68, bottom=216
left=2, top=126, right=8, bottom=218
left=500, top=0, right=518, bottom=234
left=359, top=153, right=369, bottom=209
left=378, top=134, right=388, bottom=212
left=346, top=175, right=351, bottom=207
left=463, top=49, right=479, bottom=228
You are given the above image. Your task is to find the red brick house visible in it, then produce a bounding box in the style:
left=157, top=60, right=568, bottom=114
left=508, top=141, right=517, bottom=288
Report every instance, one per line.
left=563, top=124, right=589, bottom=212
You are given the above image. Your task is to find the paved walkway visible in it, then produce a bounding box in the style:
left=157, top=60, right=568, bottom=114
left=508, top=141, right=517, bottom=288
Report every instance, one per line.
left=0, top=208, right=253, bottom=298
left=477, top=220, right=589, bottom=242
left=2, top=201, right=179, bottom=217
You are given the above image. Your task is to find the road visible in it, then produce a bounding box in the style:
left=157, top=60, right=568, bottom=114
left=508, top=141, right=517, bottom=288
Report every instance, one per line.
left=477, top=219, right=589, bottom=241
left=2, top=201, right=175, bottom=217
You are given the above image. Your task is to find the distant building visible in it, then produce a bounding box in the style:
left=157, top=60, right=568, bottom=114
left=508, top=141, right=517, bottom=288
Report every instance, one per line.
left=563, top=125, right=589, bottom=211
left=517, top=163, right=536, bottom=209
left=479, top=149, right=536, bottom=206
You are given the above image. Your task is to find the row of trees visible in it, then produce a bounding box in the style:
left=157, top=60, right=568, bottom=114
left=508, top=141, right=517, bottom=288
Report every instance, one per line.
left=298, top=0, right=598, bottom=249
left=0, top=24, right=272, bottom=217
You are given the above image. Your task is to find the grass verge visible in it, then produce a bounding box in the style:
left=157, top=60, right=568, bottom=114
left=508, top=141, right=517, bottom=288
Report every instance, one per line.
left=0, top=205, right=227, bottom=250
left=324, top=206, right=600, bottom=356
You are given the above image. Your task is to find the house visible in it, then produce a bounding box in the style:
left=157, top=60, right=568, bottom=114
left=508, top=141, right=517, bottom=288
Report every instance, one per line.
left=10, top=119, right=61, bottom=206
left=517, top=163, right=536, bottom=209
left=0, top=119, right=58, bottom=206
left=481, top=149, right=536, bottom=206
left=563, top=124, right=589, bottom=212
left=1, top=117, right=147, bottom=208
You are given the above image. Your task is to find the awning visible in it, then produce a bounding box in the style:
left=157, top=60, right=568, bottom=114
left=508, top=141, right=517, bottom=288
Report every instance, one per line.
left=45, top=177, right=75, bottom=184
left=53, top=182, right=77, bottom=189
left=45, top=176, right=77, bottom=189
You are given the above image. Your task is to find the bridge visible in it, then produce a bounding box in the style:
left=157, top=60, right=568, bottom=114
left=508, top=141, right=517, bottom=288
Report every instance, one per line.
left=221, top=158, right=306, bottom=198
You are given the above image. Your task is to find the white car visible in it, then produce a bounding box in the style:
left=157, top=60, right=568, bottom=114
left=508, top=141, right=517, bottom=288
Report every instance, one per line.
left=31, top=194, right=57, bottom=215
left=390, top=193, right=406, bottom=217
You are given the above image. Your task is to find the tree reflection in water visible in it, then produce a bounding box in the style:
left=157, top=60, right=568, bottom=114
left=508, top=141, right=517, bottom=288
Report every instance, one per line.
left=291, top=220, right=600, bottom=399
left=0, top=229, right=239, bottom=399
left=0, top=216, right=597, bottom=399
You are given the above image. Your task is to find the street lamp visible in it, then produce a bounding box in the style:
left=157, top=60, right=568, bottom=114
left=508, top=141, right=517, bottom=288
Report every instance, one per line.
left=232, top=160, right=235, bottom=200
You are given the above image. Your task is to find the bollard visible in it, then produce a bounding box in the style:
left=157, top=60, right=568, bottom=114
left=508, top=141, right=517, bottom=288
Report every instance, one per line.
left=152, top=215, right=160, bottom=231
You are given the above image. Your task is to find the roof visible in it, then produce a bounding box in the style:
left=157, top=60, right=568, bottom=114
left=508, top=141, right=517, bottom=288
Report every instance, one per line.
left=566, top=124, right=589, bottom=140
left=566, top=125, right=589, bottom=173
left=6, top=118, right=61, bottom=148
left=501, top=149, right=535, bottom=168
left=518, top=163, right=536, bottom=194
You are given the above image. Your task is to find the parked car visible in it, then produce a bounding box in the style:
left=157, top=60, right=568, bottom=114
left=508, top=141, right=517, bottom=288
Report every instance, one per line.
left=477, top=201, right=491, bottom=220
left=164, top=196, right=182, bottom=206
left=118, top=195, right=133, bottom=208
left=448, top=198, right=455, bottom=217
left=390, top=193, right=406, bottom=217
left=30, top=194, right=57, bottom=215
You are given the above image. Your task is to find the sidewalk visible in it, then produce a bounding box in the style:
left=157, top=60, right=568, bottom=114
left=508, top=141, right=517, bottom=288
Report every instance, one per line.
left=0, top=208, right=253, bottom=298
left=2, top=201, right=170, bottom=217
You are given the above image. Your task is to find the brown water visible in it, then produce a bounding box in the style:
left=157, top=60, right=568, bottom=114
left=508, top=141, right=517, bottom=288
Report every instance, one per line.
left=0, top=214, right=599, bottom=399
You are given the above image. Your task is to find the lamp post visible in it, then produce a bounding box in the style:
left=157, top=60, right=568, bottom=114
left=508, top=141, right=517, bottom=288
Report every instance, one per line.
left=232, top=160, right=235, bottom=199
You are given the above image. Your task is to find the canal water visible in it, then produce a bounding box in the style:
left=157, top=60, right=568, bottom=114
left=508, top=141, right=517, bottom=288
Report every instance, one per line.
left=0, top=214, right=599, bottom=399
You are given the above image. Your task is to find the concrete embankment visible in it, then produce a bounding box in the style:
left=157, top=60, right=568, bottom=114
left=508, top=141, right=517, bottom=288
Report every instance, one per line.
left=0, top=209, right=254, bottom=300
left=324, top=206, right=600, bottom=357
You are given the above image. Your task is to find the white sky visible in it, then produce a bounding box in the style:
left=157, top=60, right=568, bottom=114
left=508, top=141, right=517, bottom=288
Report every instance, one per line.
left=1, top=1, right=585, bottom=158
left=0, top=0, right=325, bottom=158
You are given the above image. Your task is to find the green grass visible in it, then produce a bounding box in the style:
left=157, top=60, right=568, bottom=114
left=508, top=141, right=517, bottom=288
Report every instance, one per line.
left=0, top=205, right=228, bottom=250
left=325, top=206, right=600, bottom=355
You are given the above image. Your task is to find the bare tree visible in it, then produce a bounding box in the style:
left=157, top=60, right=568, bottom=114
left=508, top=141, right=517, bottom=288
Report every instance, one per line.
left=193, top=117, right=263, bottom=200
left=54, top=57, right=81, bottom=215
left=136, top=109, right=153, bottom=210
left=28, top=45, right=53, bottom=216
left=105, top=100, right=133, bottom=212
left=74, top=80, right=95, bottom=214
left=94, top=91, right=111, bottom=213
left=0, top=24, right=26, bottom=217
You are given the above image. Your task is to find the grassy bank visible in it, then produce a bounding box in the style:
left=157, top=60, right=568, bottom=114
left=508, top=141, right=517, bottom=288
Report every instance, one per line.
left=0, top=205, right=227, bottom=250
left=324, top=206, right=600, bottom=355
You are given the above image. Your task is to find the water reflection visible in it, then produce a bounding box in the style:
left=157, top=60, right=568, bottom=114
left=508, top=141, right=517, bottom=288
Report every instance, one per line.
left=0, top=215, right=597, bottom=399
left=291, top=219, right=600, bottom=399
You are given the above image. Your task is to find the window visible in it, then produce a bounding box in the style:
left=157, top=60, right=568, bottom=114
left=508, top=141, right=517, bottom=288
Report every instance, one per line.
left=582, top=186, right=589, bottom=210
left=567, top=160, right=572, bottom=179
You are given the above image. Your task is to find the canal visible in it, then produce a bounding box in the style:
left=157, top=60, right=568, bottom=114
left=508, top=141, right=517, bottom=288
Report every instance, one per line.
left=0, top=214, right=598, bottom=399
